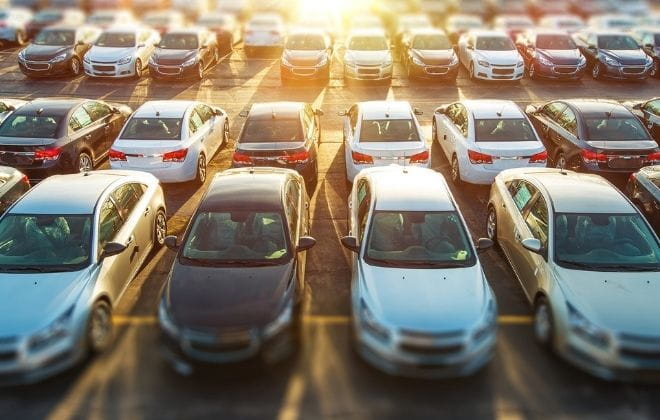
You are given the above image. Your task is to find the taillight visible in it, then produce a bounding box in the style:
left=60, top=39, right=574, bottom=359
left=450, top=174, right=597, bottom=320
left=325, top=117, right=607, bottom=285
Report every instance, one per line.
left=529, top=150, right=548, bottom=164
left=232, top=151, right=253, bottom=164
left=21, top=174, right=29, bottom=187
left=34, top=147, right=61, bottom=161
left=467, top=149, right=493, bottom=164
left=581, top=149, right=607, bottom=164
left=284, top=150, right=309, bottom=164
left=162, top=149, right=188, bottom=163
left=409, top=150, right=429, bottom=164
left=647, top=152, right=660, bottom=163
left=108, top=149, right=126, bottom=161
left=352, top=151, right=374, bottom=164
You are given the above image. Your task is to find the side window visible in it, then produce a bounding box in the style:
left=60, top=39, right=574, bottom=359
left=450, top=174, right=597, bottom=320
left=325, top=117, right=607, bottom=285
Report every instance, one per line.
left=196, top=105, right=214, bottom=123
left=111, top=183, right=143, bottom=220
left=524, top=196, right=549, bottom=248
left=452, top=104, right=468, bottom=137
left=303, top=106, right=315, bottom=139
left=286, top=180, right=301, bottom=240
left=83, top=101, right=111, bottom=122
left=505, top=180, right=520, bottom=196
left=542, top=102, right=567, bottom=123
left=512, top=181, right=537, bottom=211
left=356, top=180, right=371, bottom=241
left=98, top=199, right=124, bottom=250
left=557, top=107, right=577, bottom=136
left=69, top=107, right=93, bottom=132
left=189, top=110, right=203, bottom=135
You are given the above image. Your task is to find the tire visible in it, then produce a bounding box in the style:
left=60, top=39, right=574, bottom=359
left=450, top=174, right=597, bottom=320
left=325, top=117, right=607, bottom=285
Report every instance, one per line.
left=534, top=296, right=554, bottom=350
left=153, top=209, right=167, bottom=249
left=451, top=155, right=462, bottom=185
left=651, top=61, right=658, bottom=78
left=591, top=62, right=602, bottom=80
left=223, top=119, right=230, bottom=145
left=194, top=154, right=206, bottom=185
left=486, top=206, right=497, bottom=242
left=70, top=57, right=81, bottom=76
left=133, top=58, right=142, bottom=80
left=87, top=300, right=113, bottom=355
left=77, top=151, right=93, bottom=173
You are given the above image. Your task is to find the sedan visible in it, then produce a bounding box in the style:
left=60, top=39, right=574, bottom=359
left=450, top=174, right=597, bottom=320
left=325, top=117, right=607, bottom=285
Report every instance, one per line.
left=570, top=0, right=616, bottom=19
left=0, top=98, right=132, bottom=182
left=632, top=28, right=659, bottom=79
left=0, top=166, right=29, bottom=214
left=244, top=13, right=286, bottom=58
left=343, top=29, right=393, bottom=84
left=149, top=29, right=220, bottom=81
left=492, top=15, right=534, bottom=41
left=83, top=27, right=160, bottom=79
left=280, top=29, right=332, bottom=85
left=445, top=14, right=484, bottom=45
left=627, top=97, right=659, bottom=143
left=574, top=31, right=654, bottom=80
left=110, top=101, right=229, bottom=185
left=401, top=28, right=459, bottom=81
left=0, top=170, right=167, bottom=384
left=458, top=30, right=525, bottom=81
left=86, top=9, right=136, bottom=30
left=516, top=29, right=586, bottom=80
left=626, top=165, right=660, bottom=235
left=487, top=168, right=660, bottom=381
left=341, top=166, right=496, bottom=378
left=143, top=11, right=186, bottom=36
left=0, top=7, right=32, bottom=46
left=159, top=168, right=315, bottom=372
left=433, top=99, right=547, bottom=185
left=538, top=14, right=585, bottom=34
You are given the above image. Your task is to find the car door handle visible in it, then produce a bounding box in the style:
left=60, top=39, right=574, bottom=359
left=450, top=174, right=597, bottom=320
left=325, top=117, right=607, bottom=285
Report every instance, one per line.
left=514, top=230, right=522, bottom=242
left=144, top=207, right=150, bottom=217
left=443, top=134, right=447, bottom=140
left=126, top=235, right=135, bottom=246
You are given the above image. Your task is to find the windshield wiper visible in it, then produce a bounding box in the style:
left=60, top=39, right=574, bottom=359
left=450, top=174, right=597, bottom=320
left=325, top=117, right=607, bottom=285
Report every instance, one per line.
left=558, top=260, right=601, bottom=270
left=0, top=266, right=57, bottom=273
left=596, top=265, right=660, bottom=272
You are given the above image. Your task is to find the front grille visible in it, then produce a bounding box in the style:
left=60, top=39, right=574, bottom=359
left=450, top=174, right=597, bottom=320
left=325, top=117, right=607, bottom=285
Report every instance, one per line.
left=620, top=333, right=660, bottom=345
left=492, top=68, right=514, bottom=75
left=400, top=342, right=463, bottom=356
left=399, top=329, right=464, bottom=339
left=189, top=340, right=251, bottom=353
left=425, top=66, right=449, bottom=74
left=158, top=66, right=181, bottom=74
left=93, top=65, right=115, bottom=72
left=620, top=348, right=660, bottom=361
left=358, top=67, right=380, bottom=75
left=25, top=62, right=50, bottom=71
left=555, top=66, right=577, bottom=74
left=622, top=67, right=645, bottom=74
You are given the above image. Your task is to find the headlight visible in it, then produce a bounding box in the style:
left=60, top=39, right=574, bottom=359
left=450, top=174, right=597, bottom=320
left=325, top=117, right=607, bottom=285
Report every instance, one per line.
left=281, top=55, right=292, bottom=67
left=83, top=54, right=91, bottom=64
left=182, top=56, right=198, bottom=67
left=29, top=307, right=74, bottom=351
left=578, top=55, right=587, bottom=66
left=50, top=52, right=69, bottom=63
left=18, top=49, right=26, bottom=61
left=263, top=300, right=293, bottom=339
left=412, top=55, right=425, bottom=66
left=473, top=298, right=497, bottom=343
left=117, top=55, right=132, bottom=65
left=602, top=54, right=619, bottom=66
left=449, top=54, right=459, bottom=65
left=360, top=301, right=390, bottom=342
left=316, top=55, right=328, bottom=67
left=645, top=55, right=654, bottom=66
left=536, top=54, right=553, bottom=66
left=477, top=60, right=490, bottom=67
left=158, top=299, right=179, bottom=339
left=517, top=60, right=525, bottom=67
left=567, top=302, right=610, bottom=348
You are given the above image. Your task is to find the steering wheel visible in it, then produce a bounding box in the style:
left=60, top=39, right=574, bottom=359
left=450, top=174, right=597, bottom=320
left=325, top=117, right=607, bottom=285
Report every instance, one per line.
left=424, top=235, right=451, bottom=250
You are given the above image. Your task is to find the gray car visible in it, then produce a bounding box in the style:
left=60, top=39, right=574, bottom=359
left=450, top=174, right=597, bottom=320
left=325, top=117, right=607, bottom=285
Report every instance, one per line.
left=0, top=170, right=167, bottom=384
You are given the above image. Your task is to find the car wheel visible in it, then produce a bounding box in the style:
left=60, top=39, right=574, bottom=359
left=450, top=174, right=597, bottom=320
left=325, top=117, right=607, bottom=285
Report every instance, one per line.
left=555, top=151, right=567, bottom=169
left=534, top=296, right=554, bottom=349
left=223, top=119, right=230, bottom=145
left=528, top=62, right=536, bottom=79
left=70, top=57, right=81, bottom=76
left=591, top=62, right=602, bottom=80
left=77, top=152, right=93, bottom=173
left=87, top=300, right=113, bottom=354
left=195, top=154, right=206, bottom=185
left=451, top=155, right=462, bottom=185
left=486, top=207, right=497, bottom=242
left=134, top=58, right=142, bottom=79
left=154, top=209, right=167, bottom=248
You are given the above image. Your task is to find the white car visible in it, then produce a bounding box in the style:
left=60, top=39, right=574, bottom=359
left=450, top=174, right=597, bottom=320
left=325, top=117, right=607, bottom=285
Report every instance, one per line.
left=432, top=100, right=547, bottom=185
left=109, top=101, right=229, bottom=184
left=343, top=29, right=393, bottom=83
left=487, top=168, right=660, bottom=381
left=341, top=166, right=497, bottom=378
left=614, top=0, right=651, bottom=17
left=243, top=13, right=285, bottom=57
left=538, top=14, right=586, bottom=34
left=341, top=101, right=429, bottom=183
left=83, top=27, right=160, bottom=79
left=0, top=98, right=26, bottom=124
left=458, top=30, right=525, bottom=81
left=587, top=14, right=636, bottom=31
left=86, top=10, right=136, bottom=30
left=0, top=8, right=32, bottom=46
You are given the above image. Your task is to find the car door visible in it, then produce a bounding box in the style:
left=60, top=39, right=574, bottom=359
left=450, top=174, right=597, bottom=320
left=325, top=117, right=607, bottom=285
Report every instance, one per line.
left=285, top=178, right=305, bottom=297
left=195, top=104, right=222, bottom=156
left=517, top=194, right=550, bottom=298
left=642, top=99, right=660, bottom=141
left=83, top=101, right=114, bottom=159
left=96, top=197, right=134, bottom=301
left=111, top=182, right=152, bottom=270
left=68, top=106, right=98, bottom=168
left=499, top=180, right=537, bottom=283
left=187, top=108, right=206, bottom=159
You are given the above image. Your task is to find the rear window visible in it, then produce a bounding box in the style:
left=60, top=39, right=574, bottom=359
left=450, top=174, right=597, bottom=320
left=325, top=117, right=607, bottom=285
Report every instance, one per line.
left=121, top=118, right=182, bottom=140
left=0, top=115, right=60, bottom=138
left=359, top=119, right=420, bottom=143
left=584, top=118, right=650, bottom=141
left=474, top=119, right=536, bottom=142
left=240, top=118, right=303, bottom=143
left=159, top=33, right=198, bottom=50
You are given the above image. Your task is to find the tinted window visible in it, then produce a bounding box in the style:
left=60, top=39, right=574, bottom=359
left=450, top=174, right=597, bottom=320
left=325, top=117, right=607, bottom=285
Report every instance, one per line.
left=655, top=34, right=660, bottom=46
left=189, top=111, right=204, bottom=134
left=412, top=34, right=451, bottom=50
left=286, top=34, right=325, bottom=50
left=525, top=197, right=549, bottom=248
left=121, top=118, right=182, bottom=140
left=111, top=183, right=142, bottom=220
left=476, top=36, right=516, bottom=51
left=584, top=118, right=650, bottom=141
left=557, top=108, right=578, bottom=136
left=83, top=102, right=111, bottom=122
left=70, top=107, right=93, bottom=132
left=33, top=29, right=75, bottom=46
left=512, top=181, right=535, bottom=211
left=348, top=36, right=388, bottom=51
left=644, top=100, right=660, bottom=115
left=196, top=105, right=214, bottom=123
left=597, top=35, right=639, bottom=50
left=240, top=118, right=303, bottom=143
left=0, top=115, right=60, bottom=138
left=359, top=119, right=420, bottom=142
left=542, top=102, right=567, bottom=122
left=474, top=119, right=536, bottom=142
left=159, top=33, right=198, bottom=49
left=98, top=199, right=124, bottom=250
left=96, top=32, right=136, bottom=48
left=536, top=34, right=576, bottom=49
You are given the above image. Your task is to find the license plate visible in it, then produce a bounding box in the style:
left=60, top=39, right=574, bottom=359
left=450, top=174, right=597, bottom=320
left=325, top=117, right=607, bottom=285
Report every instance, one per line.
left=608, top=156, right=643, bottom=169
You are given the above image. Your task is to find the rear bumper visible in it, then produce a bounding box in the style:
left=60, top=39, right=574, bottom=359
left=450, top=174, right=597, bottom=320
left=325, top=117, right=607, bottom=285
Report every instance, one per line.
left=459, top=160, right=546, bottom=185
left=232, top=159, right=317, bottom=183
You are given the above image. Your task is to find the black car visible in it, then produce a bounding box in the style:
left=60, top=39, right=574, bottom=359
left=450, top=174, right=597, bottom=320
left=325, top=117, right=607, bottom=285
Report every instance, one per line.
left=516, top=29, right=586, bottom=80
left=628, top=97, right=660, bottom=143
left=24, top=8, right=85, bottom=40
left=526, top=99, right=660, bottom=182
left=280, top=30, right=332, bottom=85
left=158, top=167, right=316, bottom=371
left=569, top=0, right=615, bottom=19
left=574, top=31, right=654, bottom=80
left=0, top=166, right=30, bottom=214
left=149, top=29, right=220, bottom=81
left=626, top=165, right=660, bottom=235
left=232, top=102, right=322, bottom=188
left=18, top=25, right=99, bottom=78
left=402, top=28, right=459, bottom=81
left=0, top=98, right=132, bottom=182
left=632, top=28, right=659, bottom=79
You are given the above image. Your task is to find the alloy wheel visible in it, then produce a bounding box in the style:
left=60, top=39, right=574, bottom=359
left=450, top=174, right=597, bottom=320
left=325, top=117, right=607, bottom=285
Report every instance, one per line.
left=534, top=301, right=552, bottom=346
left=528, top=63, right=535, bottom=79
left=155, top=210, right=167, bottom=247
left=78, top=152, right=93, bottom=172
left=432, top=119, right=437, bottom=142
left=196, top=155, right=206, bottom=184
left=71, top=57, right=81, bottom=75
left=134, top=59, right=142, bottom=79
left=486, top=209, right=497, bottom=241
left=591, top=63, right=601, bottom=79
left=223, top=121, right=230, bottom=143
left=88, top=301, right=112, bottom=353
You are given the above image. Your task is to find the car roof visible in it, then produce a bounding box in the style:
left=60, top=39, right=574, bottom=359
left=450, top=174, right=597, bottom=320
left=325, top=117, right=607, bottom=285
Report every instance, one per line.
left=561, top=99, right=631, bottom=117
left=13, top=98, right=86, bottom=117
left=360, top=101, right=412, bottom=120
left=103, top=26, right=143, bottom=34
left=248, top=102, right=303, bottom=120
left=41, top=24, right=78, bottom=31
left=409, top=28, right=447, bottom=37
left=133, top=100, right=195, bottom=118
left=529, top=28, right=573, bottom=36
left=462, top=100, right=523, bottom=119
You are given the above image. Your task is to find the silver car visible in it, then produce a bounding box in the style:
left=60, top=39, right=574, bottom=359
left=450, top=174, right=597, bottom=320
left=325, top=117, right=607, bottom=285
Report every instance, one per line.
left=488, top=168, right=660, bottom=381
left=341, top=166, right=497, bottom=379
left=0, top=170, right=167, bottom=384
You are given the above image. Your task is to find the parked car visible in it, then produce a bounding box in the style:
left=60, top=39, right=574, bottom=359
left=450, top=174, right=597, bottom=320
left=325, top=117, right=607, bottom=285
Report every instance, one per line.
left=626, top=165, right=660, bottom=234
left=9, top=0, right=47, bottom=11
left=525, top=99, right=660, bottom=182
left=573, top=31, right=654, bottom=80
left=394, top=14, right=433, bottom=49
left=0, top=166, right=29, bottom=214
left=630, top=28, right=659, bottom=79
left=401, top=28, right=459, bottom=81
left=232, top=102, right=321, bottom=187
left=587, top=14, right=636, bottom=31
left=0, top=98, right=26, bottom=123
left=89, top=0, right=132, bottom=11
left=86, top=10, right=136, bottom=30
left=492, top=15, right=534, bottom=40
left=487, top=167, right=660, bottom=381
left=420, top=0, right=452, bottom=23
left=110, top=100, right=228, bottom=185
left=83, top=26, right=160, bottom=79
left=433, top=100, right=546, bottom=185
left=148, top=29, right=219, bottom=81
left=538, top=14, right=585, bottom=34
left=343, top=29, right=393, bottom=84
left=293, top=13, right=339, bottom=43
left=637, top=13, right=660, bottom=28
left=516, top=29, right=587, bottom=80
left=570, top=0, right=616, bottom=19
left=527, top=0, right=572, bottom=17
left=243, top=13, right=285, bottom=58
left=18, top=25, right=100, bottom=78
left=0, top=7, right=32, bottom=46
left=613, top=0, right=651, bottom=17
left=159, top=167, right=315, bottom=372
left=0, top=170, right=167, bottom=384
left=445, top=14, right=484, bottom=45
left=0, top=98, right=132, bottom=182
left=25, top=8, right=85, bottom=40
left=340, top=166, right=496, bottom=378
left=455, top=0, right=489, bottom=17
left=280, top=29, right=332, bottom=85
left=458, top=30, right=525, bottom=81
left=171, top=0, right=212, bottom=20
left=133, top=0, right=171, bottom=15
left=341, top=101, right=429, bottom=183
left=627, top=97, right=660, bottom=143
left=142, top=10, right=186, bottom=36
left=196, top=12, right=241, bottom=54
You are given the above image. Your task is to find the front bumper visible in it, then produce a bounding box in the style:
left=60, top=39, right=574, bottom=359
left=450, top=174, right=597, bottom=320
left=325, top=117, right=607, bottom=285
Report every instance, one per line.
left=599, top=62, right=652, bottom=80
left=409, top=61, right=459, bottom=79
left=535, top=60, right=586, bottom=79
left=84, top=60, right=137, bottom=78
left=473, top=63, right=524, bottom=80
left=280, top=63, right=329, bottom=80
left=18, top=57, right=75, bottom=77
left=344, top=64, right=393, bottom=81
left=149, top=63, right=199, bottom=80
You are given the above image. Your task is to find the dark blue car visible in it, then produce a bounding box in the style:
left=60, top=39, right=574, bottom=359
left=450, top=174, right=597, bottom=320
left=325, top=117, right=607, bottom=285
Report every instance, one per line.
left=516, top=29, right=586, bottom=80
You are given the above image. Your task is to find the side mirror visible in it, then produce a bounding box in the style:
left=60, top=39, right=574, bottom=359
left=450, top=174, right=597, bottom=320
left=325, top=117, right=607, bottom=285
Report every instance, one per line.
left=100, top=241, right=127, bottom=260
left=632, top=103, right=642, bottom=110
left=338, top=109, right=347, bottom=116
left=239, top=110, right=249, bottom=117
left=340, top=236, right=360, bottom=253
left=645, top=43, right=654, bottom=49
left=476, top=237, right=494, bottom=251
left=414, top=107, right=423, bottom=116
left=164, top=235, right=179, bottom=251
left=315, top=109, right=324, bottom=116
left=521, top=238, right=543, bottom=254
left=296, top=236, right=316, bottom=252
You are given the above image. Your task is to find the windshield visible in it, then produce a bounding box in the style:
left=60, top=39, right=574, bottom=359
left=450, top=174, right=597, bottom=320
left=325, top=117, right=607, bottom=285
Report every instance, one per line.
left=655, top=34, right=660, bottom=46
left=584, top=117, right=649, bottom=141
left=476, top=36, right=516, bottom=51
left=360, top=119, right=420, bottom=142
left=181, top=211, right=290, bottom=266
left=348, top=35, right=388, bottom=51
left=240, top=118, right=303, bottom=143
left=285, top=34, right=325, bottom=50
left=34, top=12, right=62, bottom=23
left=121, top=118, right=182, bottom=140
left=554, top=213, right=660, bottom=271
left=475, top=119, right=536, bottom=142
left=95, top=32, right=135, bottom=48
left=33, top=29, right=75, bottom=46
left=536, top=34, right=576, bottom=49
left=0, top=115, right=60, bottom=138
left=597, top=35, right=639, bottom=50
left=89, top=15, right=114, bottom=24
left=0, top=214, right=91, bottom=272
left=412, top=34, right=451, bottom=50
left=365, top=211, right=476, bottom=268
left=159, top=33, right=198, bottom=49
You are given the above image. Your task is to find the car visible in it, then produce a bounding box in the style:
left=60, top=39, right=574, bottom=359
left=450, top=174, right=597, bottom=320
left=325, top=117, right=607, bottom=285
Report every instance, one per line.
left=243, top=13, right=285, bottom=58
left=637, top=13, right=660, bottom=28
left=196, top=12, right=241, bottom=54
left=492, top=15, right=534, bottom=40
left=0, top=166, right=29, bottom=214
left=626, top=97, right=660, bottom=143
left=83, top=26, right=160, bottom=79
left=18, top=25, right=100, bottom=78
left=25, top=8, right=85, bottom=40
left=340, top=166, right=497, bottom=378
left=458, top=30, right=525, bottom=81
left=626, top=165, right=660, bottom=234
left=538, top=14, right=585, bottom=34
left=343, top=29, right=393, bottom=84
left=487, top=167, right=660, bottom=381
left=280, top=29, right=332, bottom=85
left=445, top=14, right=484, bottom=45
left=570, top=0, right=616, bottom=19
left=232, top=102, right=321, bottom=188
left=346, top=14, right=384, bottom=32
left=148, top=28, right=219, bottom=81
left=630, top=28, right=660, bottom=79
left=525, top=99, right=660, bottom=182
left=158, top=167, right=315, bottom=372
left=0, top=170, right=167, bottom=384
left=401, top=28, right=459, bottom=81
left=0, top=98, right=26, bottom=123
left=86, top=10, right=136, bottom=30
left=0, top=98, right=132, bottom=182
left=143, top=11, right=187, bottom=36
left=109, top=101, right=228, bottom=185
left=433, top=100, right=547, bottom=185
left=527, top=0, right=572, bottom=17
left=613, top=0, right=651, bottom=17
left=586, top=14, right=636, bottom=31
left=8, top=0, right=47, bottom=11
left=516, top=29, right=587, bottom=80
left=573, top=31, right=654, bottom=80
left=455, top=0, right=490, bottom=17
left=341, top=101, right=429, bottom=183
left=0, top=7, right=32, bottom=46
left=394, top=14, right=433, bottom=48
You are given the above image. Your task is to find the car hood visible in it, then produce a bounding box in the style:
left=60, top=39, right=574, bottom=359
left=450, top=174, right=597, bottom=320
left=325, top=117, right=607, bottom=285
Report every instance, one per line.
left=23, top=45, right=72, bottom=61
left=412, top=49, right=455, bottom=65
left=359, top=262, right=489, bottom=331
left=0, top=267, right=93, bottom=336
left=152, top=48, right=197, bottom=64
left=537, top=48, right=582, bottom=65
left=345, top=50, right=390, bottom=66
left=475, top=50, right=521, bottom=65
left=88, top=46, right=136, bottom=61
left=164, top=261, right=294, bottom=329
left=600, top=49, right=648, bottom=65
left=555, top=266, right=660, bottom=334
left=585, top=140, right=658, bottom=151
